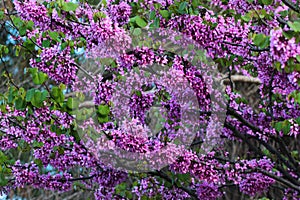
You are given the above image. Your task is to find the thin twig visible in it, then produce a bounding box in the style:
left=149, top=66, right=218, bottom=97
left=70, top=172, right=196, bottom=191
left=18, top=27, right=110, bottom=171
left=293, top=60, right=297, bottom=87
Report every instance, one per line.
left=0, top=57, right=19, bottom=90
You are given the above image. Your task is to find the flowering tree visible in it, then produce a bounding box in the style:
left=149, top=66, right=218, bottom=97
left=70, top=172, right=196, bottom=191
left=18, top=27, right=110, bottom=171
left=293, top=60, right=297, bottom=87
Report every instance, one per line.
left=0, top=0, right=300, bottom=199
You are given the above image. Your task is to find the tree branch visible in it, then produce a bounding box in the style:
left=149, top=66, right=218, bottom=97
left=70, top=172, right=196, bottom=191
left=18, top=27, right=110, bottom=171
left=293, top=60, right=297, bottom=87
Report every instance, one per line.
left=148, top=170, right=198, bottom=199
left=282, top=0, right=300, bottom=13
left=256, top=168, right=300, bottom=192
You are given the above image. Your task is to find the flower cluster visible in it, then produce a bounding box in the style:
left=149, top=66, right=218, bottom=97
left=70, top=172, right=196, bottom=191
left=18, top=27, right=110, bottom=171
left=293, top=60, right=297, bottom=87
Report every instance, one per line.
left=129, top=92, right=155, bottom=123
left=211, top=0, right=279, bottom=15
left=239, top=173, right=275, bottom=196
left=107, top=2, right=132, bottom=26
left=13, top=0, right=50, bottom=29
left=132, top=177, right=190, bottom=199
left=12, top=161, right=72, bottom=191
left=170, top=151, right=220, bottom=183
left=196, top=182, right=221, bottom=200
left=29, top=46, right=78, bottom=85
left=270, top=28, right=300, bottom=67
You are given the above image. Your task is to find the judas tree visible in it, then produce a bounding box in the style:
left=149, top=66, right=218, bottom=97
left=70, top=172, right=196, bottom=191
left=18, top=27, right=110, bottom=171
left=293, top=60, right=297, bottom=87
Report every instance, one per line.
left=0, top=0, right=300, bottom=199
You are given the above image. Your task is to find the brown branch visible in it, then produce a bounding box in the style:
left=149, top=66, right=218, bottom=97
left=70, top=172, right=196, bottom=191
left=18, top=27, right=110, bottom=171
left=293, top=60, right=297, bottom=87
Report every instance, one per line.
left=282, top=0, right=300, bottom=13
left=256, top=168, right=300, bottom=192
left=224, top=120, right=300, bottom=186
left=148, top=170, right=198, bottom=199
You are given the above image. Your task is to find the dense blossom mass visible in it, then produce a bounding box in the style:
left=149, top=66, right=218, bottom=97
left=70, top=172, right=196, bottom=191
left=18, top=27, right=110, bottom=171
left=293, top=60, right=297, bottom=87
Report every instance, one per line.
left=0, top=0, right=299, bottom=199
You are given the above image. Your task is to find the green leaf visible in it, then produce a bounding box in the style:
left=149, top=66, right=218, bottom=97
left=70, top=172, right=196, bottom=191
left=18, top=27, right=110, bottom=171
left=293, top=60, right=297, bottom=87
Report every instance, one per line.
left=0, top=44, right=9, bottom=55
left=288, top=21, right=300, bottom=32
left=130, top=16, right=136, bottom=23
left=282, top=30, right=295, bottom=39
left=262, top=0, right=273, bottom=5
left=296, top=55, right=300, bottom=63
left=49, top=31, right=60, bottom=41
left=0, top=151, right=8, bottom=164
left=23, top=39, right=35, bottom=51
left=154, top=3, right=161, bottom=9
left=253, top=34, right=265, bottom=46
left=31, top=91, right=43, bottom=108
left=34, top=159, right=43, bottom=167
left=289, top=91, right=300, bottom=103
left=241, top=13, right=251, bottom=22
left=0, top=11, right=4, bottom=20
left=12, top=16, right=23, bottom=28
left=159, top=10, right=169, bottom=19
left=153, top=17, right=160, bottom=28
left=26, top=89, right=36, bottom=102
left=278, top=8, right=287, bottom=16
left=179, top=2, right=188, bottom=11
left=135, top=16, right=147, bottom=28
left=32, top=72, right=48, bottom=85
left=258, top=198, right=270, bottom=200
left=61, top=42, right=68, bottom=50
left=26, top=21, right=34, bottom=31
left=291, top=150, right=298, bottom=158
left=57, top=147, right=65, bottom=154
left=70, top=129, right=80, bottom=142
left=42, top=40, right=51, bottom=48
left=33, top=141, right=44, bottom=148
left=260, top=37, right=270, bottom=48
left=274, top=121, right=282, bottom=132
left=19, top=26, right=27, bottom=36
left=98, top=104, right=110, bottom=116
left=51, top=86, right=64, bottom=103
left=66, top=98, right=79, bottom=109
left=98, top=115, right=109, bottom=123
left=192, top=0, right=200, bottom=8
left=133, top=28, right=142, bottom=36
left=260, top=9, right=267, bottom=18
left=19, top=87, right=26, bottom=99
left=93, top=11, right=106, bottom=21
left=176, top=173, right=191, bottom=183
left=295, top=92, right=300, bottom=104
left=115, top=182, right=127, bottom=196
left=51, top=87, right=59, bottom=97
left=296, top=116, right=300, bottom=125
left=282, top=121, right=291, bottom=135
left=135, top=90, right=142, bottom=97
left=41, top=90, right=48, bottom=101
left=253, top=34, right=269, bottom=48
left=15, top=97, right=26, bottom=110
left=262, top=149, right=270, bottom=156
left=0, top=174, right=8, bottom=187
left=4, top=47, right=8, bottom=54
left=8, top=87, right=17, bottom=103
left=149, top=10, right=156, bottom=20
left=274, top=120, right=292, bottom=135
left=62, top=2, right=79, bottom=12
left=28, top=67, right=38, bottom=75
left=59, top=83, right=66, bottom=91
